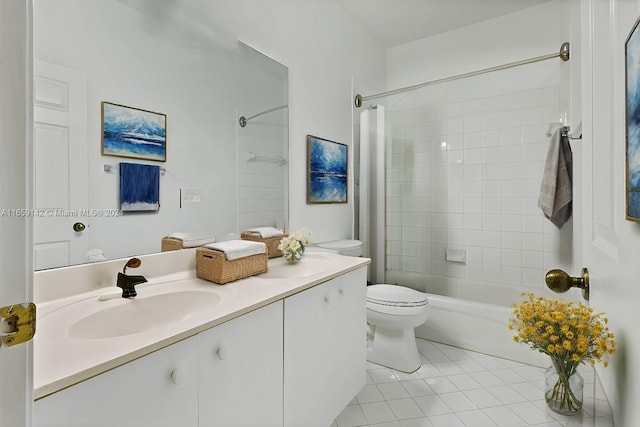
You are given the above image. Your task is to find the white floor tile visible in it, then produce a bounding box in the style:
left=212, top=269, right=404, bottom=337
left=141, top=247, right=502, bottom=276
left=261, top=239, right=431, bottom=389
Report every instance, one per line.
left=433, top=361, right=465, bottom=375
left=369, top=368, right=401, bottom=384
left=413, top=395, right=452, bottom=416
left=486, top=385, right=528, bottom=404
left=421, top=350, right=451, bottom=363
left=439, top=391, right=477, bottom=412
left=482, top=406, right=528, bottom=427
left=357, top=384, right=385, bottom=404
left=455, top=409, right=499, bottom=427
left=426, top=413, right=466, bottom=427
left=507, top=401, right=555, bottom=425
left=423, top=376, right=459, bottom=394
left=469, top=370, right=505, bottom=388
left=491, top=368, right=528, bottom=384
left=399, top=418, right=435, bottom=427
left=387, top=398, right=425, bottom=420
left=447, top=373, right=484, bottom=390
left=454, top=358, right=486, bottom=373
left=378, top=382, right=411, bottom=400
left=334, top=340, right=613, bottom=427
left=400, top=379, right=435, bottom=397
left=361, top=401, right=397, bottom=424
left=463, top=389, right=504, bottom=409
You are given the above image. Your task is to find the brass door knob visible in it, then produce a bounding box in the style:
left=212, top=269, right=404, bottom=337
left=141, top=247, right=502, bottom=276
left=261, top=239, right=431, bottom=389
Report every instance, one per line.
left=545, top=268, right=589, bottom=301
left=72, top=222, right=86, bottom=232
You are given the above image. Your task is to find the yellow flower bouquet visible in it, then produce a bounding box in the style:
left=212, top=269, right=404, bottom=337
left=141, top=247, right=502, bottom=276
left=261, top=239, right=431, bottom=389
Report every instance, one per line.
left=509, top=293, right=615, bottom=414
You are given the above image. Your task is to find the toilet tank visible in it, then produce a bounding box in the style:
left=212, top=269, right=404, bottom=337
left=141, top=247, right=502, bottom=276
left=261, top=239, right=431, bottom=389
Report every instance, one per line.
left=315, top=239, right=363, bottom=257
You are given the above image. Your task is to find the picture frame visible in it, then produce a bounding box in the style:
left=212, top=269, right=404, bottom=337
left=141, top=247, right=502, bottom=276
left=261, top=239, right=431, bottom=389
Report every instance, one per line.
left=102, top=101, right=167, bottom=162
left=307, top=135, right=348, bottom=204
left=626, top=17, right=640, bottom=221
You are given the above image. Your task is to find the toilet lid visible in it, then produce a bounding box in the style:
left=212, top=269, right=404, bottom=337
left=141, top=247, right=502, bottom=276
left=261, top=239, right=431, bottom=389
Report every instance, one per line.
left=317, top=239, right=362, bottom=250
left=366, top=284, right=429, bottom=307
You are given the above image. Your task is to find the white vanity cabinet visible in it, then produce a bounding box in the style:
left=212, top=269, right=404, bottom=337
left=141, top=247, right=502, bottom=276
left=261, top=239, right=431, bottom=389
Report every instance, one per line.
left=33, top=263, right=368, bottom=427
left=198, top=301, right=283, bottom=427
left=283, top=268, right=367, bottom=427
left=33, top=337, right=199, bottom=427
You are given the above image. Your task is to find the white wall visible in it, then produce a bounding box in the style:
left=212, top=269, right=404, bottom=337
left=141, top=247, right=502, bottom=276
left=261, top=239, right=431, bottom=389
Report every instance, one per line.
left=382, top=1, right=571, bottom=292
left=176, top=0, right=388, bottom=242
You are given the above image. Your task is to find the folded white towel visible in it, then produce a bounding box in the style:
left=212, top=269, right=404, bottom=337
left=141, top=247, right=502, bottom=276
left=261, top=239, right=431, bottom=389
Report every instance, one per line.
left=247, top=227, right=284, bottom=238
left=205, top=240, right=266, bottom=260
left=538, top=128, right=572, bottom=228
left=167, top=232, right=216, bottom=248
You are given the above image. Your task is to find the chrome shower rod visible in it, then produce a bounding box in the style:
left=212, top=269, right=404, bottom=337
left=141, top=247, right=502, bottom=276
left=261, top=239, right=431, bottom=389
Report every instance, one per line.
left=354, top=42, right=570, bottom=108
left=239, top=104, right=288, bottom=127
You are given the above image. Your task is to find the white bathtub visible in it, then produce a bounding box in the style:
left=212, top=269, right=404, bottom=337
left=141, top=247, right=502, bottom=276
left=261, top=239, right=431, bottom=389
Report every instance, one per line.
left=385, top=271, right=561, bottom=367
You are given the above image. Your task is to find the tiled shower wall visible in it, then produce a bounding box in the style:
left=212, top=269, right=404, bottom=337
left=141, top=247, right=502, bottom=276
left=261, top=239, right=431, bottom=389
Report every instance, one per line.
left=385, top=83, right=573, bottom=288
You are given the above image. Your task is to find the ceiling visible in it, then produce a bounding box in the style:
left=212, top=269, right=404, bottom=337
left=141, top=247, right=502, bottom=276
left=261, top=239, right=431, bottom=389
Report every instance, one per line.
left=338, top=0, right=553, bottom=48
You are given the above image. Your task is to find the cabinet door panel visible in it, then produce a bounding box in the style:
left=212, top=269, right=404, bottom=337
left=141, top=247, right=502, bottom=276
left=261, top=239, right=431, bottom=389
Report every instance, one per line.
left=199, top=301, right=283, bottom=427
left=329, top=269, right=367, bottom=414
left=284, top=267, right=368, bottom=427
left=284, top=281, right=333, bottom=427
left=33, top=337, right=199, bottom=427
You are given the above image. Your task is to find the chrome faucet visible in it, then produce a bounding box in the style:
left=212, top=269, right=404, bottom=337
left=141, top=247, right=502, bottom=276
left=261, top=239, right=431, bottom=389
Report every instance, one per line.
left=116, top=258, right=147, bottom=298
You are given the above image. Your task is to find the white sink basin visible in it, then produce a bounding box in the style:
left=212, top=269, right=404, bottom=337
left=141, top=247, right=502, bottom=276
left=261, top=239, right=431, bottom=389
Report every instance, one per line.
left=257, top=253, right=333, bottom=279
left=68, top=290, right=221, bottom=339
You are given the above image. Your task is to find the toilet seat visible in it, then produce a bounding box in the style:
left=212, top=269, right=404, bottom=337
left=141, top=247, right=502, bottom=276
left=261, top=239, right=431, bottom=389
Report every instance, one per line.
left=366, top=284, right=428, bottom=316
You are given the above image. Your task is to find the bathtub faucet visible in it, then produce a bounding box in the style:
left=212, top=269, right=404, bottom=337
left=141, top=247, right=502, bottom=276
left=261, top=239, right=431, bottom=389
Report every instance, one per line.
left=116, top=258, right=147, bottom=298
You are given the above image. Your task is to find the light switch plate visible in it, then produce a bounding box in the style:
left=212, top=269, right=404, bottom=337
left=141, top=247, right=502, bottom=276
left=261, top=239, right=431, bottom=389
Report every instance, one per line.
left=180, top=188, right=207, bottom=209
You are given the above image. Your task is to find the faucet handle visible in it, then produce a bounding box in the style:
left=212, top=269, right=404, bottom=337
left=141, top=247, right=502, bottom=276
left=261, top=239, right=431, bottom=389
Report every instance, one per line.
left=123, top=257, right=142, bottom=274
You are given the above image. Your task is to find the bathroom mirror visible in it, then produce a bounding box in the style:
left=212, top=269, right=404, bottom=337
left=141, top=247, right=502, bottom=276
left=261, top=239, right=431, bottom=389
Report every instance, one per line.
left=32, top=0, right=288, bottom=270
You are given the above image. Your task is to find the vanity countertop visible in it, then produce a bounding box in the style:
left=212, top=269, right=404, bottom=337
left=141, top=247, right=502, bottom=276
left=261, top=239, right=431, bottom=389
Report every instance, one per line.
left=34, top=251, right=370, bottom=400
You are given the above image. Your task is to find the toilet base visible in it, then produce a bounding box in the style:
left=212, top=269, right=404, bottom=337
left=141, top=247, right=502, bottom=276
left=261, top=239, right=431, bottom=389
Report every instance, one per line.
left=367, top=324, right=422, bottom=373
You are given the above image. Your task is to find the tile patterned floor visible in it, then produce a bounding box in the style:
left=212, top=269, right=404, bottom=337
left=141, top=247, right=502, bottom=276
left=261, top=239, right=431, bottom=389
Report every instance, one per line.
left=332, top=339, right=614, bottom=427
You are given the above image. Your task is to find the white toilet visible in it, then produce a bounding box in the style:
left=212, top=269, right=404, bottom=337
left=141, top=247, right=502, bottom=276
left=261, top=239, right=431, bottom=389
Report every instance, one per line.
left=314, top=239, right=429, bottom=373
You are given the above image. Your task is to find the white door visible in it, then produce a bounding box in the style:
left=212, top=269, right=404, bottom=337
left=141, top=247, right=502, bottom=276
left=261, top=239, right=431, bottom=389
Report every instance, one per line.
left=33, top=60, right=88, bottom=270
left=576, top=1, right=640, bottom=424
left=0, top=0, right=33, bottom=425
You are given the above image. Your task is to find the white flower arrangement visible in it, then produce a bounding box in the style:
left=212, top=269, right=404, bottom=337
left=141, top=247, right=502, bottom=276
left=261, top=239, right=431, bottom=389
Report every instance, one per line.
left=278, top=228, right=311, bottom=263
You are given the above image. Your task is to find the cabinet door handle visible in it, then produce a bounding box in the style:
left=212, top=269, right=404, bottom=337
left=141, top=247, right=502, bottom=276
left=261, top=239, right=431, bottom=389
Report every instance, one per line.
left=170, top=368, right=182, bottom=386
left=324, top=296, right=330, bottom=305
left=339, top=288, right=344, bottom=296
left=216, top=346, right=227, bottom=360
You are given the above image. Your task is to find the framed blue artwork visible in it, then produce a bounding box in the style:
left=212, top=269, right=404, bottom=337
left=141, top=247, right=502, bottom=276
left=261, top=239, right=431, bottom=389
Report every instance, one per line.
left=307, top=135, right=348, bottom=204
left=102, top=102, right=167, bottom=162
left=626, top=17, right=640, bottom=221
left=120, top=163, right=160, bottom=212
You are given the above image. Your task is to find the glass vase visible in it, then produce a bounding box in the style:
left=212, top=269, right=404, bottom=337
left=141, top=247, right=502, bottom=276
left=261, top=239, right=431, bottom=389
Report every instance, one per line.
left=545, top=362, right=583, bottom=415
left=283, top=247, right=304, bottom=264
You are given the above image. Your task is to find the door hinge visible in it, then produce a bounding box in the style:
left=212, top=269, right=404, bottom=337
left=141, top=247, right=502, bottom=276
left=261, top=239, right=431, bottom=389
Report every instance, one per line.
left=0, top=303, right=36, bottom=347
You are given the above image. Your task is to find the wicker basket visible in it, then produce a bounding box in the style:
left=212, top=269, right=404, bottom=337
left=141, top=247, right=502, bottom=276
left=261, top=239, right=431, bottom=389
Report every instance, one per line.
left=161, top=237, right=185, bottom=252
left=240, top=231, right=285, bottom=258
left=196, top=247, right=268, bottom=284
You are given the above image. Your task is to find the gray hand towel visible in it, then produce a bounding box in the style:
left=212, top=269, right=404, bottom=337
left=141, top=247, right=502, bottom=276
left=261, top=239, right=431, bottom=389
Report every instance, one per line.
left=538, top=128, right=572, bottom=228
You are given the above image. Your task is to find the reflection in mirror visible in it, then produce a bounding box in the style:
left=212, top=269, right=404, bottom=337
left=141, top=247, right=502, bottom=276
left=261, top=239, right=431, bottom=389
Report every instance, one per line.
left=235, top=43, right=289, bottom=233
left=32, top=0, right=288, bottom=270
